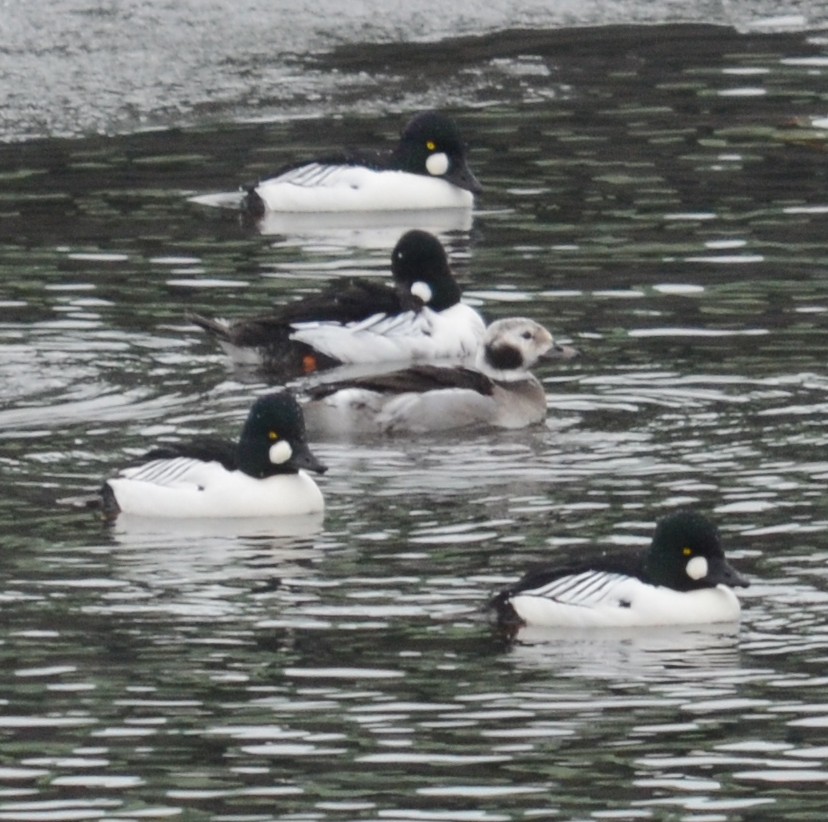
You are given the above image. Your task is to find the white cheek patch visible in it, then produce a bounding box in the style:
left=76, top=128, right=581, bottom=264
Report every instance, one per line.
left=425, top=152, right=449, bottom=177
left=410, top=280, right=433, bottom=304
left=269, top=440, right=293, bottom=465
left=686, top=555, right=709, bottom=581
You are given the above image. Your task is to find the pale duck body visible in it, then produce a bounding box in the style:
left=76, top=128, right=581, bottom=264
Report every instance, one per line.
left=301, top=317, right=577, bottom=435
left=492, top=511, right=750, bottom=629
left=189, top=230, right=486, bottom=379
left=102, top=392, right=326, bottom=519
left=246, top=111, right=481, bottom=214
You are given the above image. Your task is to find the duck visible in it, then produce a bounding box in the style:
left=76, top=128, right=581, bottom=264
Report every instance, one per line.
left=301, top=317, right=577, bottom=435
left=189, top=229, right=486, bottom=379
left=101, top=392, right=327, bottom=518
left=491, top=511, right=750, bottom=629
left=244, top=111, right=482, bottom=215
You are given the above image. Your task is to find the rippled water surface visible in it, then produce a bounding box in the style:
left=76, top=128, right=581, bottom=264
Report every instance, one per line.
left=2, top=18, right=828, bottom=822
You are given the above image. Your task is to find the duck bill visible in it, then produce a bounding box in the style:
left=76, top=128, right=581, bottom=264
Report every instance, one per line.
left=289, top=443, right=328, bottom=475
left=542, top=342, right=579, bottom=361
left=708, top=556, right=749, bottom=589
left=446, top=161, right=483, bottom=195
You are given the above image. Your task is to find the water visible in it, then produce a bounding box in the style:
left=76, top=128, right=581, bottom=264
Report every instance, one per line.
left=2, top=10, right=828, bottom=822
left=0, top=1, right=825, bottom=142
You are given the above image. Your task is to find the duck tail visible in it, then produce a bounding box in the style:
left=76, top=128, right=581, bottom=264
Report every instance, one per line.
left=241, top=185, right=266, bottom=219
left=487, top=589, right=525, bottom=627
left=187, top=311, right=232, bottom=341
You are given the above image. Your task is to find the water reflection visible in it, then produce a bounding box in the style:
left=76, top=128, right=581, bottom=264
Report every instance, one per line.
left=503, top=623, right=745, bottom=679
left=110, top=512, right=325, bottom=543
left=191, top=193, right=475, bottom=246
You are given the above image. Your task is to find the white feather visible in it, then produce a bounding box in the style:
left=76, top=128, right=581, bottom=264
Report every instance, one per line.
left=289, top=303, right=485, bottom=364
left=410, top=280, right=433, bottom=304
left=686, top=555, right=709, bottom=581
left=509, top=572, right=742, bottom=628
left=108, top=457, right=324, bottom=518
left=268, top=440, right=293, bottom=465
left=425, top=152, right=449, bottom=176
left=253, top=164, right=474, bottom=212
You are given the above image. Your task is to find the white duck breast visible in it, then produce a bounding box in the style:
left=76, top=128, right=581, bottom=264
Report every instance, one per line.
left=508, top=571, right=743, bottom=628
left=253, top=165, right=475, bottom=213
left=289, top=303, right=486, bottom=365
left=107, top=457, right=324, bottom=518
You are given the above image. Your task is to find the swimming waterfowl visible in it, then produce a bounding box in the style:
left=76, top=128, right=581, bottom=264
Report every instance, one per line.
left=301, top=317, right=576, bottom=435
left=492, top=511, right=749, bottom=629
left=244, top=111, right=482, bottom=215
left=101, top=392, right=326, bottom=518
left=189, top=229, right=486, bottom=378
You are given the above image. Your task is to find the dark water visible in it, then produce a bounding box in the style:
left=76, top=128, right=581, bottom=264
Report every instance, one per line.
left=2, top=21, right=828, bottom=822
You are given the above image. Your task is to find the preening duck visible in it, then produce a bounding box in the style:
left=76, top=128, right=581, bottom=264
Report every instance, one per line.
left=189, top=229, right=486, bottom=378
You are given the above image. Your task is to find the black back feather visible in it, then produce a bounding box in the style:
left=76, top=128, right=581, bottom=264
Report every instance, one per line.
left=308, top=364, right=495, bottom=400
left=504, top=548, right=651, bottom=597
left=141, top=437, right=238, bottom=471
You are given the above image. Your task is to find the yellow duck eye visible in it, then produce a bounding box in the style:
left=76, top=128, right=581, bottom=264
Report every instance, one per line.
left=426, top=140, right=436, bottom=151
left=682, top=547, right=693, bottom=557
left=268, top=431, right=279, bottom=442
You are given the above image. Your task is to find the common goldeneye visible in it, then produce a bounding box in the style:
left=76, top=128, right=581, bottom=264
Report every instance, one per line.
left=301, top=317, right=577, bottom=435
left=244, top=111, right=482, bottom=214
left=101, top=392, right=326, bottom=518
left=189, top=229, right=486, bottom=378
left=492, top=511, right=750, bottom=629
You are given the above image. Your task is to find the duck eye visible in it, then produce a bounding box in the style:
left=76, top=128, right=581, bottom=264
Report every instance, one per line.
left=426, top=140, right=436, bottom=151
left=268, top=431, right=279, bottom=441
left=521, top=330, right=533, bottom=340
left=682, top=547, right=693, bottom=557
